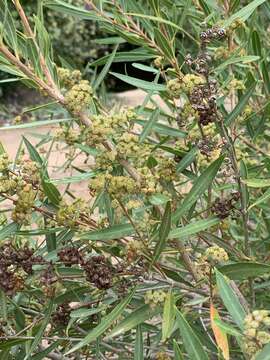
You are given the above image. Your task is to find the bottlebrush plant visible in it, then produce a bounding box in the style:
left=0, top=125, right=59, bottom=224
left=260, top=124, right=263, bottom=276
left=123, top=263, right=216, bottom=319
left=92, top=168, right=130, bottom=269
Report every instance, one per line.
left=0, top=0, right=270, bottom=359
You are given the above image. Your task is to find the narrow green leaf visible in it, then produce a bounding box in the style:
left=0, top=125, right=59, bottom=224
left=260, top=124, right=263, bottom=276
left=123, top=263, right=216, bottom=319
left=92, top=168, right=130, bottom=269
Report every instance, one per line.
left=42, top=180, right=61, bottom=206
left=215, top=56, right=260, bottom=72
left=140, top=108, right=160, bottom=143
left=225, top=85, right=255, bottom=126
left=248, top=188, right=270, bottom=210
left=162, top=292, right=175, bottom=341
left=176, top=147, right=197, bottom=173
left=254, top=343, right=270, bottom=360
left=136, top=120, right=186, bottom=138
left=215, top=269, right=246, bottom=329
left=0, top=222, right=19, bottom=240
left=175, top=308, right=209, bottom=360
left=31, top=341, right=61, bottom=360
left=219, top=263, right=270, bottom=280
left=93, top=45, right=119, bottom=90
left=154, top=28, right=175, bottom=61
left=90, top=50, right=155, bottom=67
left=213, top=319, right=242, bottom=337
left=23, top=137, right=44, bottom=167
left=24, top=301, right=54, bottom=360
left=153, top=202, right=171, bottom=263
left=223, top=0, right=267, bottom=27
left=110, top=72, right=167, bottom=92
left=173, top=340, right=184, bottom=360
left=134, top=325, right=143, bottom=360
left=66, top=289, right=135, bottom=354
left=80, top=223, right=134, bottom=241
left=169, top=217, right=219, bottom=239
left=244, top=179, right=270, bottom=188
left=173, top=156, right=224, bottom=221
left=107, top=304, right=157, bottom=339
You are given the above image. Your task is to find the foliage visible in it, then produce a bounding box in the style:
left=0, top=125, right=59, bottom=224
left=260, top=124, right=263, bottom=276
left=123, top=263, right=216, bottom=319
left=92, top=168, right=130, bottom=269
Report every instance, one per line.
left=0, top=0, right=270, bottom=359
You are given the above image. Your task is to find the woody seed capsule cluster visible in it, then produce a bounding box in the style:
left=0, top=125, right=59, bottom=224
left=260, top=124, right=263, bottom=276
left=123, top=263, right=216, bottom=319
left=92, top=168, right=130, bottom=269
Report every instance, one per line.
left=83, top=255, right=113, bottom=290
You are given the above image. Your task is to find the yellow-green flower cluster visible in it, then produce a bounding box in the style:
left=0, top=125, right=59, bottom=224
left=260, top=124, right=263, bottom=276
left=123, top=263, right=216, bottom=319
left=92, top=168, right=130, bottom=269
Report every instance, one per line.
left=95, top=150, right=117, bottom=171
left=0, top=154, right=11, bottom=174
left=21, top=160, right=41, bottom=186
left=57, top=67, right=82, bottom=89
left=181, top=102, right=199, bottom=124
left=243, top=310, right=270, bottom=358
left=12, top=184, right=35, bottom=225
left=139, top=167, right=162, bottom=195
left=214, top=46, right=229, bottom=60
left=83, top=109, right=136, bottom=146
left=116, top=133, right=151, bottom=166
left=204, top=245, right=229, bottom=264
left=155, top=157, right=177, bottom=182
left=155, top=352, right=171, bottom=360
left=196, top=246, right=229, bottom=278
left=55, top=127, right=79, bottom=145
left=197, top=148, right=221, bottom=168
left=228, top=78, right=246, bottom=92
left=0, top=175, right=18, bottom=194
left=144, top=290, right=167, bottom=309
left=125, top=240, right=144, bottom=262
left=65, top=80, right=93, bottom=114
left=56, top=199, right=88, bottom=228
left=167, top=74, right=205, bottom=98
left=154, top=56, right=165, bottom=69
left=107, top=175, right=138, bottom=197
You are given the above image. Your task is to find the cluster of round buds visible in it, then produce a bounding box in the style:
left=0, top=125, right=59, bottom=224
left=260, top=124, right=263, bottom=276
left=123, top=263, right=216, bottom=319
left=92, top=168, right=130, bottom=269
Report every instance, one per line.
left=243, top=310, right=270, bottom=358
left=52, top=303, right=71, bottom=327
left=56, top=199, right=88, bottom=228
left=55, top=127, right=79, bottom=145
left=65, top=80, right=93, bottom=114
left=20, top=160, right=41, bottom=186
left=204, top=245, right=229, bottom=265
left=155, top=157, right=177, bottom=182
left=155, top=352, right=171, bottom=360
left=214, top=46, right=229, bottom=60
left=197, top=140, right=222, bottom=167
left=116, top=133, right=152, bottom=165
left=0, top=173, right=18, bottom=194
left=167, top=78, right=182, bottom=98
left=195, top=245, right=229, bottom=277
left=82, top=108, right=138, bottom=146
left=57, top=67, right=82, bottom=89
left=106, top=175, right=138, bottom=197
left=154, top=56, right=165, bottom=69
left=0, top=153, right=11, bottom=173
left=83, top=255, right=113, bottom=290
left=211, top=192, right=240, bottom=219
left=200, top=27, right=226, bottom=43
left=167, top=75, right=205, bottom=98
left=57, top=247, right=83, bottom=267
left=125, top=240, right=144, bottom=263
left=139, top=167, right=162, bottom=195
left=12, top=184, right=35, bottom=225
left=144, top=290, right=167, bottom=309
left=94, top=150, right=117, bottom=171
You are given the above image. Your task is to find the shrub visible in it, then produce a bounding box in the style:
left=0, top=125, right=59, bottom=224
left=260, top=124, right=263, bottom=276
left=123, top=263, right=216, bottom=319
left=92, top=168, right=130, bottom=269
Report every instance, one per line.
left=0, top=0, right=270, bottom=359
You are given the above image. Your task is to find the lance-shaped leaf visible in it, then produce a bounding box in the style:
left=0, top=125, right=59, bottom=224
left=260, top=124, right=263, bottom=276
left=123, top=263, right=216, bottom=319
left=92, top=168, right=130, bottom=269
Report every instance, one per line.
left=216, top=269, right=246, bottom=330
left=66, top=289, right=135, bottom=354
left=152, top=201, right=171, bottom=263
left=175, top=308, right=209, bottom=360
left=173, top=156, right=224, bottom=222
left=210, top=302, right=229, bottom=360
